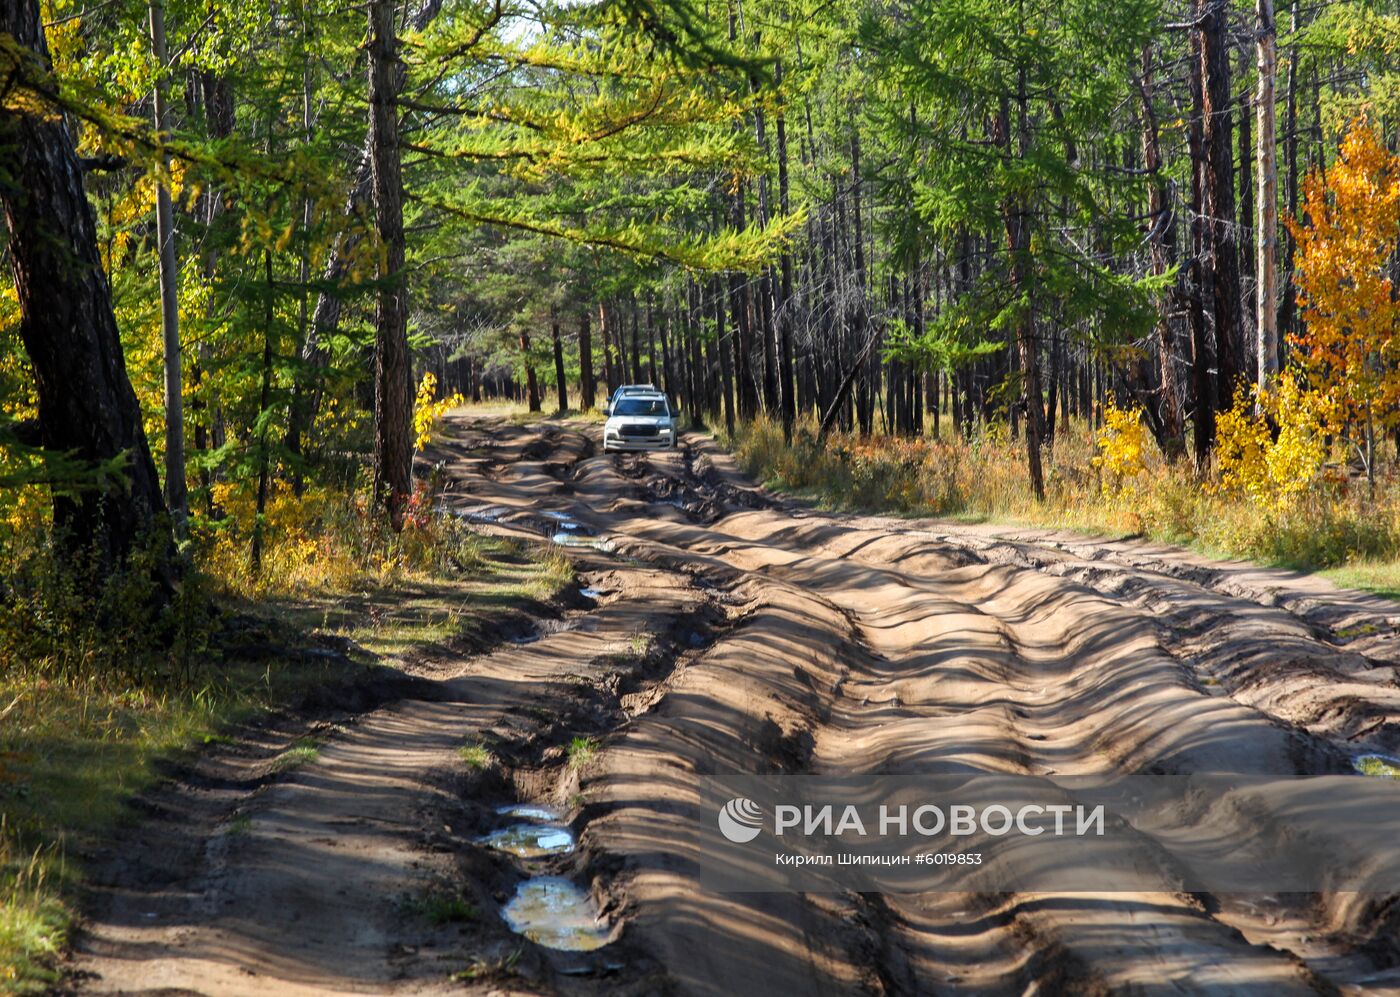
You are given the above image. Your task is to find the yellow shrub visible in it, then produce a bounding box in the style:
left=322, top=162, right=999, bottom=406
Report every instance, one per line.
left=1216, top=376, right=1327, bottom=512
left=1091, top=397, right=1152, bottom=497
left=413, top=373, right=465, bottom=451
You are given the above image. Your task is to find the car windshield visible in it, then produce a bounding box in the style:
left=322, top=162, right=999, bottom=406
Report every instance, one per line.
left=614, top=397, right=669, bottom=417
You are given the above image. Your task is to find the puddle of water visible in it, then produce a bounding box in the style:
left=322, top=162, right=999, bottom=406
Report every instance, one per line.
left=479, top=823, right=576, bottom=858
left=551, top=532, right=610, bottom=549
left=502, top=877, right=611, bottom=951
left=497, top=803, right=563, bottom=821
left=508, top=632, right=540, bottom=645
left=1354, top=754, right=1400, bottom=777
left=441, top=503, right=509, bottom=524
left=579, top=587, right=604, bottom=600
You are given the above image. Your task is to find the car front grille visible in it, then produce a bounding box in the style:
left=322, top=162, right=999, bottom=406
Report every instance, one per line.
left=619, top=424, right=659, bottom=437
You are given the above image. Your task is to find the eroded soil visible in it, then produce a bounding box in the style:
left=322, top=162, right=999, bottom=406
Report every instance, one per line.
left=67, top=415, right=1400, bottom=995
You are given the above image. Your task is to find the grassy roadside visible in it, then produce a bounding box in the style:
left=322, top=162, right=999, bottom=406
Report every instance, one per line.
left=0, top=506, right=570, bottom=994
left=723, top=415, right=1400, bottom=601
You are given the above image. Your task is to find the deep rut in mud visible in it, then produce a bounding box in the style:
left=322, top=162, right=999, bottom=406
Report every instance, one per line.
left=70, top=415, right=1400, bottom=996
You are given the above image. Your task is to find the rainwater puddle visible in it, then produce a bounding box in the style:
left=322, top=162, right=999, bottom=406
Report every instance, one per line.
left=479, top=824, right=576, bottom=858
left=502, top=877, right=610, bottom=951
left=551, top=532, right=612, bottom=550
left=579, top=587, right=604, bottom=600
left=497, top=803, right=561, bottom=821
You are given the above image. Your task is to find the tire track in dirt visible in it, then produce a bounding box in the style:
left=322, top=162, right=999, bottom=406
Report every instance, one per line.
left=450, top=416, right=1400, bottom=995
left=71, top=416, right=1400, bottom=995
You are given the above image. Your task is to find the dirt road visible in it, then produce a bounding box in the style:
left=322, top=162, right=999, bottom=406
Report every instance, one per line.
left=72, top=415, right=1400, bottom=995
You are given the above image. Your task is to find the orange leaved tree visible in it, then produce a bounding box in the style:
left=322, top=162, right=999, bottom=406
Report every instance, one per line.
left=1288, top=118, right=1400, bottom=491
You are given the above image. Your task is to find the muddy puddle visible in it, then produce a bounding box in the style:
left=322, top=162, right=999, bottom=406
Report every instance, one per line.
left=1354, top=754, right=1400, bottom=777
left=551, top=532, right=614, bottom=550
left=579, top=586, right=604, bottom=600
left=479, top=803, right=576, bottom=858
left=501, top=877, right=611, bottom=951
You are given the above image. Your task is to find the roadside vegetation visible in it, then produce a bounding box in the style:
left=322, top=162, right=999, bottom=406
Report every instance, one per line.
left=730, top=412, right=1400, bottom=596
left=0, top=442, right=569, bottom=993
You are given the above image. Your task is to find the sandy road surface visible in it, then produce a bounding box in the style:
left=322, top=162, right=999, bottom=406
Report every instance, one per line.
left=71, top=415, right=1400, bottom=995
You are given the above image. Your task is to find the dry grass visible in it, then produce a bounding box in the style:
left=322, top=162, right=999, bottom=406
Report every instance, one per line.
left=0, top=493, right=572, bottom=991
left=726, top=415, right=1400, bottom=597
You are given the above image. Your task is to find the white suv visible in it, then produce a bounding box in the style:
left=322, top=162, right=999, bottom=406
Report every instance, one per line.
left=603, top=393, right=677, bottom=452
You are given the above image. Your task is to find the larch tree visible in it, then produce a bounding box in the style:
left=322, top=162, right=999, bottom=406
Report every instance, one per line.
left=0, top=0, right=171, bottom=567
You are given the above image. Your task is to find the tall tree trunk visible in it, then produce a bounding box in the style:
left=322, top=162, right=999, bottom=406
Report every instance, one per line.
left=578, top=311, right=595, bottom=410
left=148, top=0, right=187, bottom=531
left=1189, top=11, right=1217, bottom=472
left=0, top=0, right=170, bottom=565
left=1002, top=77, right=1046, bottom=501
left=368, top=0, right=412, bottom=529
left=1279, top=0, right=1300, bottom=345
left=520, top=329, right=541, bottom=412
left=1201, top=0, right=1244, bottom=411
left=551, top=316, right=568, bottom=413
left=1255, top=0, right=1280, bottom=391
left=1138, top=44, right=1185, bottom=454
left=775, top=59, right=797, bottom=442
left=287, top=0, right=443, bottom=457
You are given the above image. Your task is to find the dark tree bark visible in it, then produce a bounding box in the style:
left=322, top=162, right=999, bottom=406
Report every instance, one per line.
left=1189, top=13, right=1217, bottom=472
left=1201, top=0, right=1245, bottom=411
left=551, top=316, right=568, bottom=413
left=1000, top=77, right=1047, bottom=501
left=520, top=329, right=541, bottom=412
left=1138, top=44, right=1185, bottom=455
left=0, top=0, right=170, bottom=566
left=368, top=0, right=412, bottom=529
left=578, top=311, right=595, bottom=410
left=775, top=59, right=797, bottom=442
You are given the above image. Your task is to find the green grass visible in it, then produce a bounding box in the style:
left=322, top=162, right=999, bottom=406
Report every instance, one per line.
left=453, top=946, right=522, bottom=981
left=225, top=813, right=252, bottom=836
left=402, top=889, right=478, bottom=926
left=458, top=742, right=489, bottom=770
left=567, top=736, right=599, bottom=769
left=1355, top=755, right=1400, bottom=778
left=269, top=738, right=321, bottom=774
left=0, top=530, right=571, bottom=989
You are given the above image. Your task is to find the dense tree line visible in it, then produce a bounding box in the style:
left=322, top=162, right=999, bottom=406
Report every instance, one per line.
left=0, top=0, right=1397, bottom=571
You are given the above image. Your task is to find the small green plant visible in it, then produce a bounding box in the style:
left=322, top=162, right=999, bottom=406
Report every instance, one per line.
left=270, top=738, right=321, bottom=774
left=403, top=889, right=477, bottom=926
left=567, top=736, right=599, bottom=769
left=1355, top=755, right=1400, bottom=778
left=225, top=813, right=252, bottom=836
left=458, top=742, right=489, bottom=770
left=453, top=946, right=522, bottom=981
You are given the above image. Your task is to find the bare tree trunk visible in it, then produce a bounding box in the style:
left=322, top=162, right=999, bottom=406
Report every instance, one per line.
left=148, top=0, right=187, bottom=531
left=368, top=0, right=412, bottom=529
left=775, top=59, right=797, bottom=442
left=1201, top=0, right=1244, bottom=411
left=1138, top=44, right=1185, bottom=454
left=520, top=329, right=541, bottom=412
left=578, top=311, right=595, bottom=410
left=1256, top=0, right=1279, bottom=392
left=1189, top=10, right=1217, bottom=472
left=0, top=0, right=170, bottom=566
left=1003, top=76, right=1046, bottom=501
left=551, top=316, right=568, bottom=413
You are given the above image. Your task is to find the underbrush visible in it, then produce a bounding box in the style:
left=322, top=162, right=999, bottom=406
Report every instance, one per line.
left=0, top=479, right=569, bottom=992
left=727, top=414, right=1400, bottom=585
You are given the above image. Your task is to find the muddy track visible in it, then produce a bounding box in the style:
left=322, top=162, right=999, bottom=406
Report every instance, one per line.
left=68, top=415, right=1400, bottom=996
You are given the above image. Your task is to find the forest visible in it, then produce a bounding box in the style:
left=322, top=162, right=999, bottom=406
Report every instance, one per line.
left=6, top=0, right=1400, bottom=990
